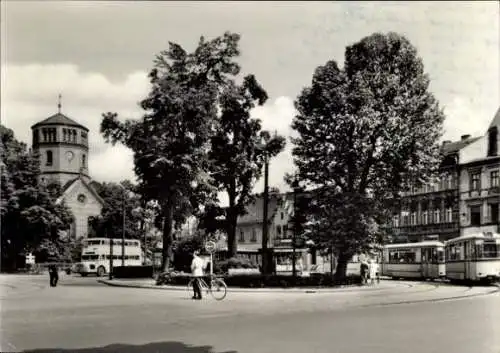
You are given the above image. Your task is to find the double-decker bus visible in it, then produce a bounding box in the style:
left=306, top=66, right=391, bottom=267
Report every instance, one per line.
left=74, top=238, right=143, bottom=277
left=381, top=241, right=446, bottom=280
left=445, top=232, right=500, bottom=283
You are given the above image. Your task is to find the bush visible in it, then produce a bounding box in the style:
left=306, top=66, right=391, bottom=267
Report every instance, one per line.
left=156, top=270, right=191, bottom=285
left=214, top=256, right=259, bottom=274
left=113, top=265, right=153, bottom=279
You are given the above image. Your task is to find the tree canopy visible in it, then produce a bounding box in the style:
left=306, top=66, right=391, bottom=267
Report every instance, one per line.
left=206, top=75, right=286, bottom=257
left=100, top=32, right=243, bottom=271
left=1, top=125, right=74, bottom=270
left=88, top=180, right=144, bottom=240
left=292, top=32, right=445, bottom=278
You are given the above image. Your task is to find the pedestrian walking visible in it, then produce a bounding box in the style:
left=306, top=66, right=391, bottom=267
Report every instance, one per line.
left=48, top=264, right=59, bottom=287
left=360, top=260, right=369, bottom=285
left=369, top=259, right=377, bottom=285
left=190, top=250, right=204, bottom=300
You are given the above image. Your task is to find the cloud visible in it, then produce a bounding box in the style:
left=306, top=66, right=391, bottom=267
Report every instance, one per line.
left=1, top=63, right=150, bottom=183
left=442, top=96, right=495, bottom=141
left=2, top=63, right=496, bottom=209
left=1, top=64, right=297, bottom=205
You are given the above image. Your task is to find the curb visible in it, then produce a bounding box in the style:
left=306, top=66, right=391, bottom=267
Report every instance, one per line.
left=361, top=285, right=500, bottom=308
left=97, top=279, right=411, bottom=294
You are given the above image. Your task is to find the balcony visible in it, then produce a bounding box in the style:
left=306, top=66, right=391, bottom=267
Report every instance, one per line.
left=396, top=222, right=459, bottom=235
left=488, top=187, right=500, bottom=196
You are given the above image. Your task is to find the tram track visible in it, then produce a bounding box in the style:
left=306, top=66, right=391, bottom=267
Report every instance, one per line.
left=359, top=284, right=499, bottom=308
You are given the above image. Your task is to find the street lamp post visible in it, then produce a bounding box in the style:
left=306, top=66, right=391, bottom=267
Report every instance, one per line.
left=261, top=152, right=270, bottom=275
left=108, top=228, right=113, bottom=280
left=292, top=177, right=299, bottom=281
left=121, top=189, right=126, bottom=267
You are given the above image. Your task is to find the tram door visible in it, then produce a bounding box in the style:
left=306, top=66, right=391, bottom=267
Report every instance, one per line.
left=463, top=241, right=473, bottom=280
left=421, top=248, right=431, bottom=278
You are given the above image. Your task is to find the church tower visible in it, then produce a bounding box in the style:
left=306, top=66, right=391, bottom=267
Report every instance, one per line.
left=31, top=96, right=90, bottom=186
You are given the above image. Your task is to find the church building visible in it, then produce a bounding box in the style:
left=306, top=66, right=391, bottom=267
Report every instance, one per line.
left=31, top=100, right=104, bottom=239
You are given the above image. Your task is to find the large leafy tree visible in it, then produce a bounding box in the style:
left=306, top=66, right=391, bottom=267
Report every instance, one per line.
left=1, top=125, right=74, bottom=270
left=207, top=76, right=285, bottom=257
left=292, top=32, right=445, bottom=280
left=100, top=32, right=242, bottom=271
left=89, top=180, right=143, bottom=240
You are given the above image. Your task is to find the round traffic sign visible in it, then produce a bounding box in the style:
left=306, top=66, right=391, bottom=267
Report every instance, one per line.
left=205, top=241, right=216, bottom=253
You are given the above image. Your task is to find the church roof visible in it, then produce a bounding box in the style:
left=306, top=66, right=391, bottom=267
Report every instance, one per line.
left=489, top=107, right=500, bottom=130
left=59, top=176, right=105, bottom=206
left=31, top=113, right=89, bottom=131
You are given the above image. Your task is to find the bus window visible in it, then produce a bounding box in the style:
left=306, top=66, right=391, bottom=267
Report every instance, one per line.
left=82, top=255, right=99, bottom=261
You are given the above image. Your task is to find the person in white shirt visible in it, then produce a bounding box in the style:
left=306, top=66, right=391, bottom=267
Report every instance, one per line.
left=191, top=250, right=204, bottom=300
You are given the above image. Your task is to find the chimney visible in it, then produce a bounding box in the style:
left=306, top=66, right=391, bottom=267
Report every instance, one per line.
left=461, top=134, right=471, bottom=141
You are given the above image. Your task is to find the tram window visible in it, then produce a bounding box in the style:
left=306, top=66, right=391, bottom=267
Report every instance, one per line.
left=430, top=249, right=437, bottom=262
left=403, top=251, right=416, bottom=263
left=483, top=243, right=497, bottom=258
left=450, top=245, right=462, bottom=260
left=389, top=251, right=399, bottom=263
left=475, top=245, right=483, bottom=258
left=437, top=250, right=444, bottom=263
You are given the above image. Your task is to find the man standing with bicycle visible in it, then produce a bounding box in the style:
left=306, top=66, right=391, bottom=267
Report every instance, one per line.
left=191, top=250, right=204, bottom=300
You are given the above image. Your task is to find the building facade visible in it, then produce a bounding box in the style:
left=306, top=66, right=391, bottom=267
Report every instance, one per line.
left=389, top=135, right=480, bottom=243
left=214, top=192, right=318, bottom=273
left=458, top=108, right=500, bottom=236
left=31, top=109, right=104, bottom=239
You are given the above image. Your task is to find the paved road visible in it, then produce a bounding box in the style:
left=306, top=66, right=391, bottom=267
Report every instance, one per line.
left=1, top=274, right=499, bottom=353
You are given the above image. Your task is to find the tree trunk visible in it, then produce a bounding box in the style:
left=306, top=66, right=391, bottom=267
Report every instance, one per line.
left=161, top=204, right=174, bottom=272
left=226, top=184, right=238, bottom=258
left=334, top=251, right=351, bottom=285
left=226, top=208, right=238, bottom=258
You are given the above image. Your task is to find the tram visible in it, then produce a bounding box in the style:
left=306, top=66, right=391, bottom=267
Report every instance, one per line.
left=381, top=241, right=446, bottom=280
left=445, top=232, right=500, bottom=283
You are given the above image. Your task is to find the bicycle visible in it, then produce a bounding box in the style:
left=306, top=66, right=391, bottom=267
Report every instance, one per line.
left=187, top=275, right=227, bottom=301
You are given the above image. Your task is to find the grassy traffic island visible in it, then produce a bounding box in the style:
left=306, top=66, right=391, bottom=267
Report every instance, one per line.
left=155, top=271, right=364, bottom=288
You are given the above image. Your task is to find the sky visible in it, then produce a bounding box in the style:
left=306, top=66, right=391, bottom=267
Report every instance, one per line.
left=1, top=1, right=499, bottom=206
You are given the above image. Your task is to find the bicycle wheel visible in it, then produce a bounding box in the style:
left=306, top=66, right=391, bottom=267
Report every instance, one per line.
left=209, top=278, right=227, bottom=301
left=186, top=279, right=195, bottom=298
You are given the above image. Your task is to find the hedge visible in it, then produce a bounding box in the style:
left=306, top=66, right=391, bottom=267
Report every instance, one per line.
left=113, top=265, right=154, bottom=279
left=156, top=272, right=362, bottom=287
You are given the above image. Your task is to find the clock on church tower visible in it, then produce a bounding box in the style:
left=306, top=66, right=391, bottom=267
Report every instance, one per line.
left=31, top=99, right=91, bottom=186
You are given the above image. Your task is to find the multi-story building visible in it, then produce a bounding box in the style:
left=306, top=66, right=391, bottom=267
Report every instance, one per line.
left=390, top=134, right=480, bottom=243
left=215, top=192, right=317, bottom=272
left=458, top=108, right=500, bottom=235
left=31, top=105, right=104, bottom=239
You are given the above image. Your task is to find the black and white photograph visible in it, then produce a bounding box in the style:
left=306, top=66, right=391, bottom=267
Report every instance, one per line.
left=1, top=1, right=499, bottom=352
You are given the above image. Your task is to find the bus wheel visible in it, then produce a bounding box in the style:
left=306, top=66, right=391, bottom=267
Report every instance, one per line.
left=97, top=266, right=106, bottom=277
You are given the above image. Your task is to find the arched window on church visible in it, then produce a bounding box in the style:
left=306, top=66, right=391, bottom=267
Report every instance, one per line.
left=46, top=150, right=53, bottom=166
left=82, top=154, right=86, bottom=168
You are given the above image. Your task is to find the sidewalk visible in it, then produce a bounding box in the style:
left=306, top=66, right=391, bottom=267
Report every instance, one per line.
left=98, top=278, right=410, bottom=293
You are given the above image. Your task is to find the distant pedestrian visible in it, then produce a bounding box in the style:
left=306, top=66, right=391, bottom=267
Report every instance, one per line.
left=48, top=264, right=59, bottom=287
left=369, top=259, right=377, bottom=285
left=190, top=250, right=204, bottom=300
left=360, top=261, right=369, bottom=285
